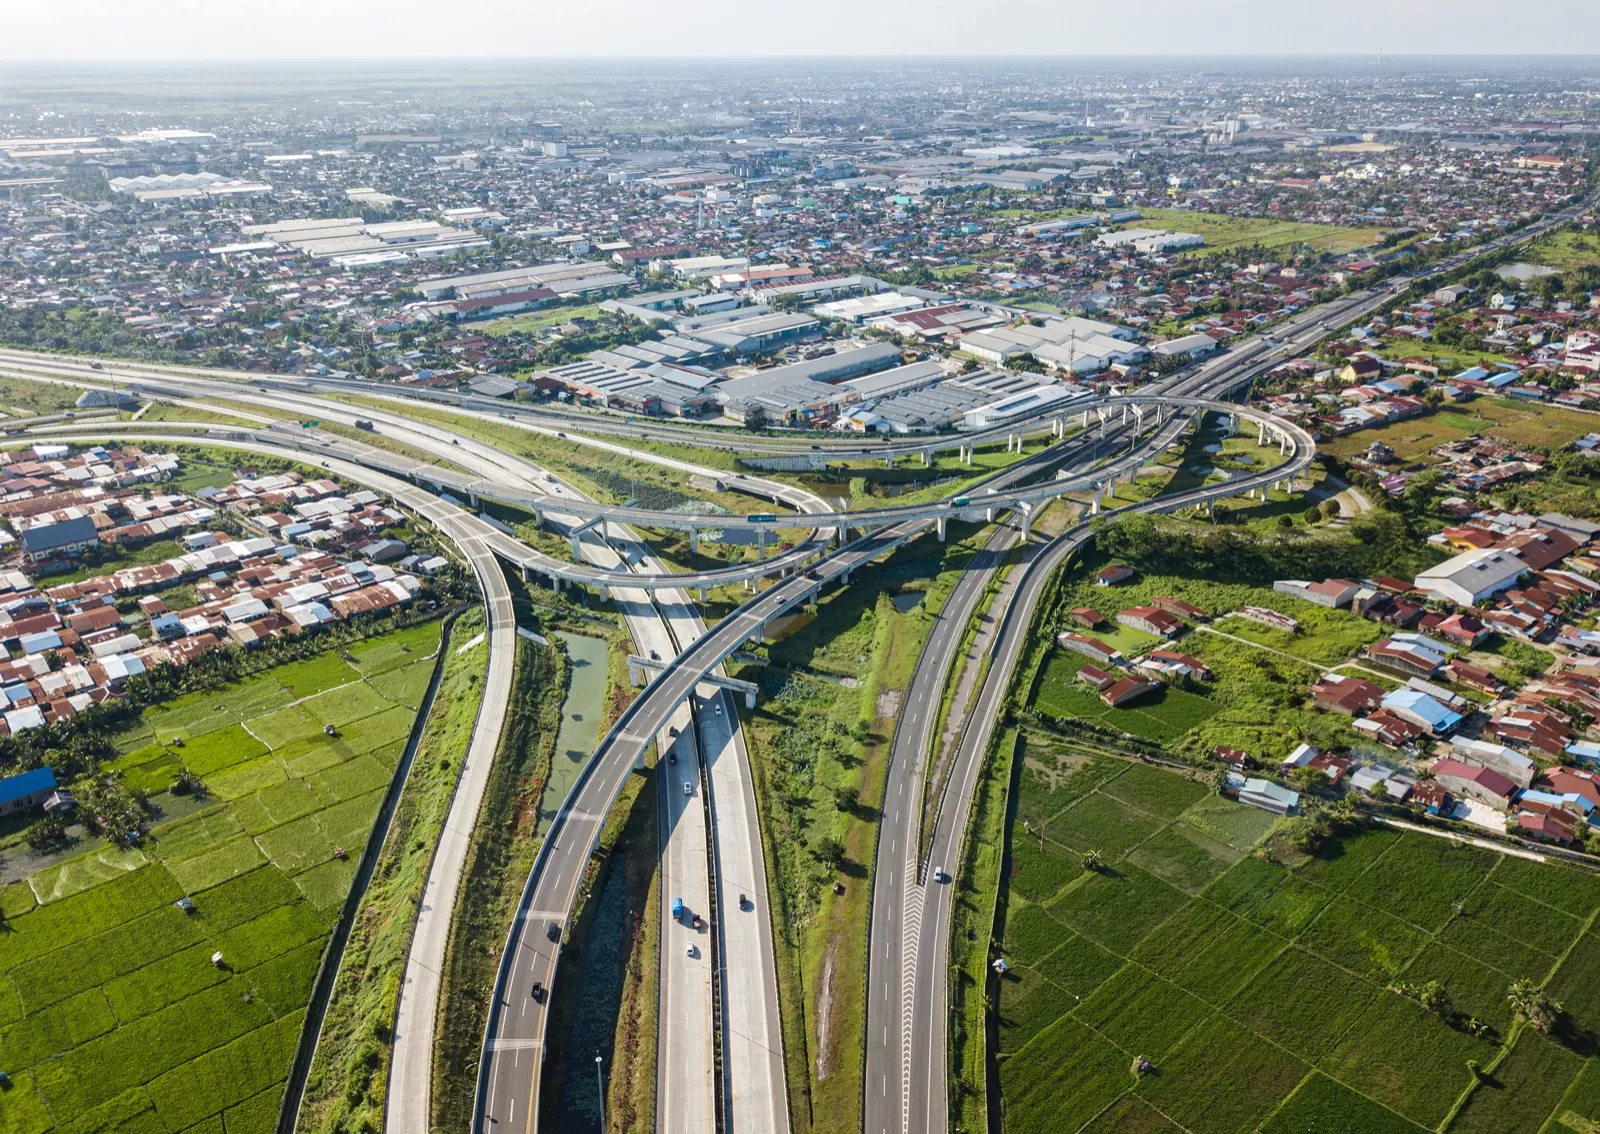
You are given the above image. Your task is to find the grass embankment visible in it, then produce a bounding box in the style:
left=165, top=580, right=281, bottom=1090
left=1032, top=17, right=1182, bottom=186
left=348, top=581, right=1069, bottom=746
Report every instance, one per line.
left=296, top=610, right=488, bottom=1132
left=737, top=530, right=970, bottom=1132
left=429, top=632, right=566, bottom=1128
left=949, top=726, right=1018, bottom=1133
left=0, top=373, right=90, bottom=415
left=0, top=618, right=444, bottom=1133
left=537, top=766, right=656, bottom=1130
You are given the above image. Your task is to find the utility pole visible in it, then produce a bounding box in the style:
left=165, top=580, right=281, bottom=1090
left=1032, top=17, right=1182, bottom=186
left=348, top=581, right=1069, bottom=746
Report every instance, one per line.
left=595, top=1054, right=606, bottom=1131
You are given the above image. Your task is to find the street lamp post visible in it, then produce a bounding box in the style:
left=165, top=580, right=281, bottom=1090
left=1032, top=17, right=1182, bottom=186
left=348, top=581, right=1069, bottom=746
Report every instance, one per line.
left=595, top=1054, right=606, bottom=1131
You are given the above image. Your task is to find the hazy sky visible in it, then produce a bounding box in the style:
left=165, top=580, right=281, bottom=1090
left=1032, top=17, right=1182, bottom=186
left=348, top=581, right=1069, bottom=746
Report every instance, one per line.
left=5, top=0, right=1599, bottom=60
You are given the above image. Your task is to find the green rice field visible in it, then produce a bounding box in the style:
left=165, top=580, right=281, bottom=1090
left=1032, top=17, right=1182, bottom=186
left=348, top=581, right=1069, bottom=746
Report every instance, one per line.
left=993, top=734, right=1600, bottom=1133
left=0, top=619, right=444, bottom=1133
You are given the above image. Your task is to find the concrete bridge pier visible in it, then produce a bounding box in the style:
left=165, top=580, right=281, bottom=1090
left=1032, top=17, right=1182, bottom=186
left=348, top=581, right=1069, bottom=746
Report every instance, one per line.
left=756, top=528, right=768, bottom=560
left=1091, top=485, right=1103, bottom=515
left=886, top=454, right=895, bottom=469
left=1257, top=422, right=1266, bottom=446
left=922, top=451, right=931, bottom=467
left=569, top=516, right=601, bottom=562
left=936, top=516, right=947, bottom=542
left=689, top=528, right=698, bottom=555
left=1017, top=502, right=1034, bottom=546
left=699, top=586, right=708, bottom=602
left=1280, top=435, right=1289, bottom=455
left=530, top=508, right=542, bottom=529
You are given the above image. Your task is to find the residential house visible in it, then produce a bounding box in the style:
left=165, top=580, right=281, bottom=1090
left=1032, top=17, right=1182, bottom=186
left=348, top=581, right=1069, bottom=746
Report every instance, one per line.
left=0, top=766, right=57, bottom=816
left=1430, top=757, right=1518, bottom=811
left=1118, top=606, right=1184, bottom=638
left=1057, top=632, right=1122, bottom=667
left=1101, top=677, right=1160, bottom=707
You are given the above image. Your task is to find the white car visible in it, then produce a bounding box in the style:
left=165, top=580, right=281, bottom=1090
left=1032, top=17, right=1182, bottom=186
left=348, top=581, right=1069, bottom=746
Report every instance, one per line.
left=686, top=944, right=697, bottom=958
left=714, top=703, right=723, bottom=715
left=684, top=781, right=693, bottom=796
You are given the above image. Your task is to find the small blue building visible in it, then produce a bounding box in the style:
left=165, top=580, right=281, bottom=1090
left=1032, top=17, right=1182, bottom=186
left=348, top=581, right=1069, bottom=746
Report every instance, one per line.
left=0, top=767, right=57, bottom=817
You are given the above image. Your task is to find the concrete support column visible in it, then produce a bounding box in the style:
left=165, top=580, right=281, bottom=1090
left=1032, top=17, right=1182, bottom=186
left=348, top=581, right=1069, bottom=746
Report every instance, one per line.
left=698, top=587, right=707, bottom=602
left=1091, top=485, right=1103, bottom=515
left=936, top=516, right=947, bottom=542
left=745, top=690, right=757, bottom=710
left=1018, top=503, right=1033, bottom=546
left=569, top=532, right=582, bottom=562
left=531, top=509, right=542, bottom=529
left=689, top=528, right=698, bottom=555
left=922, top=451, right=930, bottom=467
left=1080, top=409, right=1089, bottom=428
left=628, top=661, right=642, bottom=687
left=886, top=454, right=895, bottom=469
left=985, top=507, right=995, bottom=523
left=756, top=528, right=768, bottom=560
left=1280, top=435, right=1289, bottom=456
left=1257, top=422, right=1266, bottom=446
left=966, top=446, right=973, bottom=466
left=468, top=491, right=479, bottom=508
left=599, top=585, right=609, bottom=602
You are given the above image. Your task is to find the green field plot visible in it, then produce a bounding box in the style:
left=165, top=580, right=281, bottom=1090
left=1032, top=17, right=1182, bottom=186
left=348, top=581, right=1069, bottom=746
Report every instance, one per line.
left=1260, top=1073, right=1427, bottom=1134
left=1321, top=994, right=1493, bottom=1127
left=1048, top=864, right=1188, bottom=955
left=1081, top=1095, right=1183, bottom=1133
left=1033, top=931, right=1126, bottom=1001
left=1008, top=835, right=1085, bottom=903
left=1014, top=742, right=1128, bottom=828
left=999, top=1017, right=1134, bottom=1134
left=1097, top=763, right=1209, bottom=820
left=1344, top=833, right=1495, bottom=933
left=1436, top=914, right=1558, bottom=982
left=1225, top=947, right=1378, bottom=1060
left=1003, top=902, right=1073, bottom=966
left=1297, top=895, right=1429, bottom=981
left=1491, top=854, right=1600, bottom=919
left=1136, top=1013, right=1309, bottom=1134
left=1175, top=792, right=1278, bottom=850
left=998, top=964, right=1082, bottom=1054
left=1294, top=824, right=1403, bottom=893
left=1202, top=856, right=1332, bottom=936
left=1034, top=651, right=1221, bottom=742
left=1127, top=824, right=1239, bottom=894
left=1047, top=791, right=1165, bottom=860
left=1075, top=965, right=1214, bottom=1061
left=1133, top=900, right=1287, bottom=1005
left=0, top=619, right=442, bottom=1132
left=1452, top=1030, right=1587, bottom=1126
left=995, top=806, right=1600, bottom=1133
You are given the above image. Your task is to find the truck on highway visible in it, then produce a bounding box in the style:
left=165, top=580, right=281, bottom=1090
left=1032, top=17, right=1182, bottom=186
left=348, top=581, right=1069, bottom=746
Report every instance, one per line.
left=354, top=419, right=374, bottom=431
left=745, top=513, right=778, bottom=524
left=672, top=897, right=685, bottom=921
left=949, top=496, right=970, bottom=508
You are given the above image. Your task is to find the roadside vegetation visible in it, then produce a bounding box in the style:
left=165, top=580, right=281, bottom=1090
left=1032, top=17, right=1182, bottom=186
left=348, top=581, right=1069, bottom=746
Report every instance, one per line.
left=735, top=527, right=981, bottom=1132
left=297, top=612, right=484, bottom=1133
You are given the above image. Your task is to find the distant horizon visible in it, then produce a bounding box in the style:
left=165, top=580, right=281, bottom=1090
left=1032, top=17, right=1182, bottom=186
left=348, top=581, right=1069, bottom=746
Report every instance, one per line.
left=8, top=0, right=1600, bottom=62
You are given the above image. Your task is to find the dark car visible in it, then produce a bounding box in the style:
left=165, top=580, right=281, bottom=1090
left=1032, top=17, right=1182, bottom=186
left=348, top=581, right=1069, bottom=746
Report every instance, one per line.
left=546, top=922, right=561, bottom=943
left=531, top=981, right=546, bottom=1002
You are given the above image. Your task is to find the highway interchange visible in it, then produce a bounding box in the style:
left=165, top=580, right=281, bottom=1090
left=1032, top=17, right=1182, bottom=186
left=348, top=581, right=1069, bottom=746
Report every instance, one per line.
left=0, top=183, right=1594, bottom=1134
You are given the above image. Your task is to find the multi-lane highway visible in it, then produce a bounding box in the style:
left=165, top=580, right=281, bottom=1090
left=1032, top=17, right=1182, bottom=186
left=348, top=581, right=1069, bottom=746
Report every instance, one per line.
left=6, top=181, right=1594, bottom=1134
